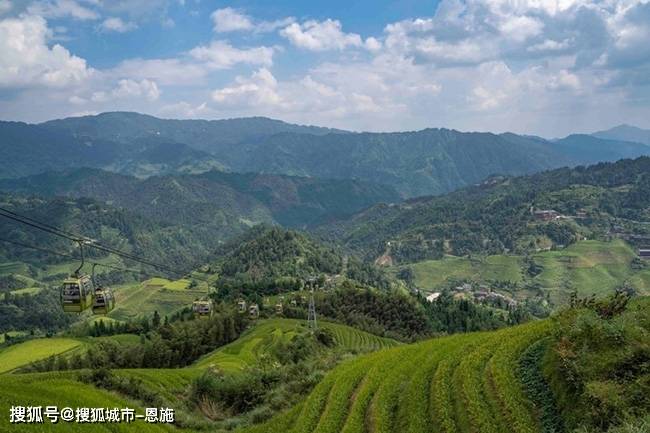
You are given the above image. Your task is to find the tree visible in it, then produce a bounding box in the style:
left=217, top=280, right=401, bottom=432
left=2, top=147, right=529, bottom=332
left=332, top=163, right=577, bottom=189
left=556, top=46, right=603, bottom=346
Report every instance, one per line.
left=152, top=310, right=161, bottom=328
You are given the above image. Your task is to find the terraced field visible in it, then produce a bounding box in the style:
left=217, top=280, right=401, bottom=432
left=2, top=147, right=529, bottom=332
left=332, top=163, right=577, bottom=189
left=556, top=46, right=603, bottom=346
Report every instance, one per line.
left=115, top=368, right=202, bottom=402
left=108, top=278, right=205, bottom=321
left=194, top=319, right=399, bottom=372
left=0, top=338, right=84, bottom=373
left=0, top=372, right=174, bottom=433
left=407, top=255, right=524, bottom=289
left=404, top=240, right=650, bottom=303
left=238, top=319, right=553, bottom=433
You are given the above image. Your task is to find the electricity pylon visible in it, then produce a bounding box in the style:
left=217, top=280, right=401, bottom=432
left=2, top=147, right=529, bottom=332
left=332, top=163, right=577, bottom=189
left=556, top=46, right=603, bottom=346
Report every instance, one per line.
left=307, top=278, right=318, bottom=330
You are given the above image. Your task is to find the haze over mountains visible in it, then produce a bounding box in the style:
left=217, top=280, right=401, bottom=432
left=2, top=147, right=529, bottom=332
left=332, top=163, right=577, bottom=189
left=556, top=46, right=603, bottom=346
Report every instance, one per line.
left=2, top=112, right=649, bottom=198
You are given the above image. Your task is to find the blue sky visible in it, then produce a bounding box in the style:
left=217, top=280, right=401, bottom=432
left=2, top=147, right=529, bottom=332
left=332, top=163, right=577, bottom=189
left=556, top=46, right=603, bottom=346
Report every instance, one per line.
left=1, top=0, right=649, bottom=136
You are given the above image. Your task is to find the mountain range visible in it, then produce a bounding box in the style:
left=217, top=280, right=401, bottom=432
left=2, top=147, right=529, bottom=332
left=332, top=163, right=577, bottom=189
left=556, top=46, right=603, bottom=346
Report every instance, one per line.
left=2, top=112, right=649, bottom=197
left=0, top=168, right=399, bottom=229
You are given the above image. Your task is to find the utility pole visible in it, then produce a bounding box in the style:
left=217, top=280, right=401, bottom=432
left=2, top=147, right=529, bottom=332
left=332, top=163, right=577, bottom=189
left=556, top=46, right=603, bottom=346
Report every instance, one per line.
left=307, top=277, right=318, bottom=330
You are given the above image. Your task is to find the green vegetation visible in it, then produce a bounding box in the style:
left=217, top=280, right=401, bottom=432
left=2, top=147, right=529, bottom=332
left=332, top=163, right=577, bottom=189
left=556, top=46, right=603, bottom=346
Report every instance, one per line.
left=323, top=157, right=650, bottom=263
left=408, top=254, right=524, bottom=288
left=195, top=318, right=398, bottom=372
left=0, top=331, right=27, bottom=344
left=0, top=287, right=74, bottom=335
left=544, top=295, right=650, bottom=432
left=108, top=278, right=205, bottom=321
left=214, top=226, right=344, bottom=297
left=0, top=338, right=83, bottom=373
left=0, top=371, right=174, bottom=432
left=241, top=319, right=552, bottom=433
left=237, top=295, right=649, bottom=433
left=404, top=240, right=650, bottom=305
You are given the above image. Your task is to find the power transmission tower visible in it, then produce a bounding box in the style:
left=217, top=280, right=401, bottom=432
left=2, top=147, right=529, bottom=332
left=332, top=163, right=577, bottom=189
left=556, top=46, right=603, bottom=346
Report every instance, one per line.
left=307, top=278, right=318, bottom=330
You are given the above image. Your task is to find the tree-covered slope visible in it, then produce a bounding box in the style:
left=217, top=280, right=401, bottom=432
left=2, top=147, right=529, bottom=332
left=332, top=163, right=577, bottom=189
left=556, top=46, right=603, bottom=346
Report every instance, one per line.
left=320, top=157, right=650, bottom=263
left=235, top=128, right=571, bottom=197
left=212, top=226, right=344, bottom=295
left=0, top=193, right=227, bottom=274
left=0, top=168, right=398, bottom=228
left=4, top=113, right=649, bottom=197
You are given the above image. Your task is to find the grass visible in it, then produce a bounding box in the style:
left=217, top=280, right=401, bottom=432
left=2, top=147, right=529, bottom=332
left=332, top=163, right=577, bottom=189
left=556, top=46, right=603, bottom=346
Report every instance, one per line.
left=532, top=240, right=643, bottom=301
left=108, top=278, right=205, bottom=321
left=0, top=338, right=84, bottom=374
left=9, top=286, right=43, bottom=296
left=194, top=318, right=398, bottom=372
left=0, top=371, right=174, bottom=432
left=408, top=254, right=524, bottom=289
left=240, top=319, right=554, bottom=433
left=0, top=262, right=29, bottom=275
left=403, top=240, right=649, bottom=303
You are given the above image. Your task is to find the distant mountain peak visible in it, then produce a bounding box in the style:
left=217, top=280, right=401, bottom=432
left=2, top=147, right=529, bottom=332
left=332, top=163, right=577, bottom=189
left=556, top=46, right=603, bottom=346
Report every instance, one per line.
left=592, top=124, right=650, bottom=146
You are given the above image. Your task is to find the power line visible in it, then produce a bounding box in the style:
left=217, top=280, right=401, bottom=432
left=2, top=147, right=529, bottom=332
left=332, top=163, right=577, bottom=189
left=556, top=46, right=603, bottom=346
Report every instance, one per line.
left=0, top=207, right=211, bottom=282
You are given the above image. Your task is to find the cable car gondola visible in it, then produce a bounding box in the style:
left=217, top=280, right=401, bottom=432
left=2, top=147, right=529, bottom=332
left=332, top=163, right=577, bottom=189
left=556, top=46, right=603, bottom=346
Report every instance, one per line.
left=61, top=274, right=94, bottom=313
left=91, top=264, right=115, bottom=315
left=93, top=287, right=115, bottom=315
left=193, top=300, right=214, bottom=319
left=61, top=241, right=94, bottom=313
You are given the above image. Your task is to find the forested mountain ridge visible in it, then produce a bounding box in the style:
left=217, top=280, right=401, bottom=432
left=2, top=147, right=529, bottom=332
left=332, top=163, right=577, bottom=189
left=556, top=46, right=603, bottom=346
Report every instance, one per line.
left=0, top=193, right=222, bottom=274
left=3, top=112, right=649, bottom=197
left=0, top=168, right=399, bottom=228
left=319, top=157, right=650, bottom=263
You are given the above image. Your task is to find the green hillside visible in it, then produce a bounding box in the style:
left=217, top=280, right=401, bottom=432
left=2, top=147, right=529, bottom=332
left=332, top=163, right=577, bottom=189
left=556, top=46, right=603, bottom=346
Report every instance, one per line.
left=322, top=157, right=650, bottom=263
left=194, top=319, right=398, bottom=372
left=237, top=320, right=551, bottom=433
left=238, top=296, right=650, bottom=433
left=0, top=338, right=84, bottom=373
left=406, top=240, right=650, bottom=304
left=108, top=278, right=206, bottom=321
left=0, top=372, right=174, bottom=432
left=0, top=167, right=398, bottom=229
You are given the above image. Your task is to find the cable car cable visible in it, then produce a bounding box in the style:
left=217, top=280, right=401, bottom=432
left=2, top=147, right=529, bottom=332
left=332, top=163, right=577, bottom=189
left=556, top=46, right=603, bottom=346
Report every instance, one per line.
left=0, top=208, right=211, bottom=282
left=0, top=237, right=172, bottom=280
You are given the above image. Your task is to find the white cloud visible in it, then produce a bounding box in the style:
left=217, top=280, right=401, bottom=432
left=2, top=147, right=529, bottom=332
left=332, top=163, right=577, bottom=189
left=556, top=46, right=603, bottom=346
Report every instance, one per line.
left=211, top=7, right=253, bottom=32
left=28, top=0, right=99, bottom=20
left=159, top=101, right=213, bottom=118
left=113, top=78, right=160, bottom=101
left=189, top=40, right=274, bottom=69
left=92, top=78, right=160, bottom=102
left=212, top=68, right=282, bottom=107
left=0, top=14, right=92, bottom=87
left=111, top=58, right=208, bottom=85
left=100, top=17, right=137, bottom=33
left=280, top=19, right=377, bottom=51
left=210, top=7, right=294, bottom=34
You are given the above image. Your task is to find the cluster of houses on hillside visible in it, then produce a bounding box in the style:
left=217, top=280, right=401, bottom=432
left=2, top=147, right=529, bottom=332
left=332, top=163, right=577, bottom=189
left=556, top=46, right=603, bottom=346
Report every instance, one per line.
left=422, top=282, right=518, bottom=308
left=530, top=207, right=587, bottom=221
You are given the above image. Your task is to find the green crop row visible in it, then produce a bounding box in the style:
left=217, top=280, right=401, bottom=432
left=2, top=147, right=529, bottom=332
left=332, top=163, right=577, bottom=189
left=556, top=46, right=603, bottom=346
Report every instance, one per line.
left=238, top=320, right=555, bottom=433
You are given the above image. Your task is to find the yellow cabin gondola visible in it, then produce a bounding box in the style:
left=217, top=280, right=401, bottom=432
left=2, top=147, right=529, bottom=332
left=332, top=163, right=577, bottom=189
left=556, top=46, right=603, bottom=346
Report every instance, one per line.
left=193, top=300, right=213, bottom=319
left=92, top=287, right=115, bottom=315
left=61, top=274, right=94, bottom=313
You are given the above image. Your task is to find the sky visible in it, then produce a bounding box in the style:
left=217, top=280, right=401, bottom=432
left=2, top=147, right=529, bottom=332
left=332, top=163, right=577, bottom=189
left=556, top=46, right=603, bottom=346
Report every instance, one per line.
left=0, top=0, right=649, bottom=136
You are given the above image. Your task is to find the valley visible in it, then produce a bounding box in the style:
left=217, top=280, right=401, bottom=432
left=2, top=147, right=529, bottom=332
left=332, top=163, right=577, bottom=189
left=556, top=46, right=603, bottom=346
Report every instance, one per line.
left=0, top=114, right=649, bottom=433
